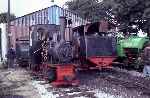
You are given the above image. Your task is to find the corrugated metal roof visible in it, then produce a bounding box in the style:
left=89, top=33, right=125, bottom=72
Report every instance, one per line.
left=11, top=5, right=89, bottom=27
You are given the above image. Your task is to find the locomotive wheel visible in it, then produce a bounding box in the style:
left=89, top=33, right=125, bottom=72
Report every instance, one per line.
left=134, top=42, right=150, bottom=71
left=64, top=76, right=74, bottom=82
left=47, top=68, right=56, bottom=83
left=134, top=53, right=144, bottom=71
left=123, top=52, right=144, bottom=71
left=122, top=58, right=129, bottom=68
left=53, top=41, right=73, bottom=63
left=123, top=46, right=147, bottom=71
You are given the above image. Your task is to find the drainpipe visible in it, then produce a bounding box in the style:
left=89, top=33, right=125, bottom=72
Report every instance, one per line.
left=7, top=0, right=10, bottom=48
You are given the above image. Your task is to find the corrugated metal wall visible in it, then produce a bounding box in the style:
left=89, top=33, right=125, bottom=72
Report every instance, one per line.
left=47, top=5, right=88, bottom=26
left=10, top=5, right=88, bottom=47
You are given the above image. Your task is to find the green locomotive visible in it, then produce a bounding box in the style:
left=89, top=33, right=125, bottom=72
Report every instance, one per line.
left=113, top=20, right=150, bottom=71
left=116, top=36, right=149, bottom=70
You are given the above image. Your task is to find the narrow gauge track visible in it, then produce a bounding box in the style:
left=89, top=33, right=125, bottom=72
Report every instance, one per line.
left=30, top=68, right=150, bottom=98
left=104, top=74, right=150, bottom=96
left=78, top=68, right=150, bottom=97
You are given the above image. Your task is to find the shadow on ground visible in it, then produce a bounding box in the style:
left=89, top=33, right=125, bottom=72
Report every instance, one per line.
left=0, top=81, right=26, bottom=98
left=0, top=95, right=24, bottom=98
left=0, top=69, right=27, bottom=98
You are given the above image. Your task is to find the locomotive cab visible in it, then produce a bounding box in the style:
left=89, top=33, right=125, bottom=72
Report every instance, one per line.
left=73, top=22, right=117, bottom=70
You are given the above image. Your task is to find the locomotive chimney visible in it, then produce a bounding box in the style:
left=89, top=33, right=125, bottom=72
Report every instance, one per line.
left=59, top=16, right=66, bottom=41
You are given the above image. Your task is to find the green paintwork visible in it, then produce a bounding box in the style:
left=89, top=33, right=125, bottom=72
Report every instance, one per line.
left=117, top=36, right=149, bottom=57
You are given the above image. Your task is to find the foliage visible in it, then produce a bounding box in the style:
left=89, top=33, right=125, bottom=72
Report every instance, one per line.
left=0, top=12, right=16, bottom=23
left=66, top=0, right=107, bottom=22
left=66, top=0, right=150, bottom=32
left=102, top=0, right=150, bottom=28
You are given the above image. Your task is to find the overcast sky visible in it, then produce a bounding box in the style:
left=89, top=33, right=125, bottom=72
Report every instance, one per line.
left=0, top=0, right=69, bottom=17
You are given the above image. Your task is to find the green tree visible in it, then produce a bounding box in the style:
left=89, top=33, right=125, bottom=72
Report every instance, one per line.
left=66, top=0, right=107, bottom=22
left=102, top=0, right=150, bottom=32
left=66, top=0, right=150, bottom=32
left=0, top=12, right=16, bottom=23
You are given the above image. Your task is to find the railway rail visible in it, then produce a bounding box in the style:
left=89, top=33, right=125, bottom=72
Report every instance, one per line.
left=78, top=68, right=150, bottom=98
left=104, top=72, right=150, bottom=96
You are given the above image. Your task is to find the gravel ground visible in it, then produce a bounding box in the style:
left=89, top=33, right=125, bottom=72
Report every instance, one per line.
left=0, top=67, right=150, bottom=98
left=0, top=68, right=41, bottom=98
left=78, top=68, right=150, bottom=98
left=29, top=67, right=150, bottom=98
left=40, top=68, right=150, bottom=98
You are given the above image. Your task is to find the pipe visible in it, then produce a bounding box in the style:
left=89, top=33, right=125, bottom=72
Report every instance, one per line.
left=7, top=0, right=10, bottom=48
left=59, top=16, right=66, bottom=41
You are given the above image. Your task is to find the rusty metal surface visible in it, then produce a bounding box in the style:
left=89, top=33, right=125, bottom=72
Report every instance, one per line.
left=9, top=5, right=88, bottom=48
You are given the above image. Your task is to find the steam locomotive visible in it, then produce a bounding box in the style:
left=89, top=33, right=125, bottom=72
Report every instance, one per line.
left=28, top=17, right=118, bottom=86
